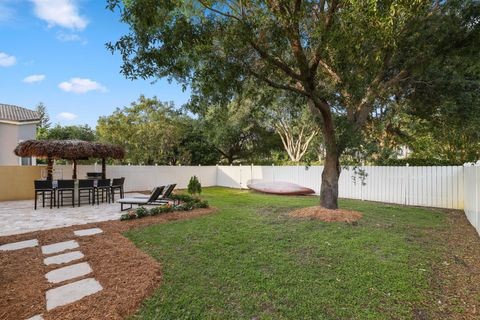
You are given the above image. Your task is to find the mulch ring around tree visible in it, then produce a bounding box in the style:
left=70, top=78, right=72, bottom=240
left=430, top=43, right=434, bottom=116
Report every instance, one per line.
left=289, top=206, right=363, bottom=223
left=0, top=207, right=216, bottom=320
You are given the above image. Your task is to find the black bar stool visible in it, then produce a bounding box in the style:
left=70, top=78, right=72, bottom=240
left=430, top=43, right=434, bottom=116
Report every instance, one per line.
left=95, top=179, right=111, bottom=204
left=34, top=180, right=55, bottom=210
left=78, top=179, right=95, bottom=206
left=110, top=177, right=125, bottom=202
left=57, top=180, right=75, bottom=208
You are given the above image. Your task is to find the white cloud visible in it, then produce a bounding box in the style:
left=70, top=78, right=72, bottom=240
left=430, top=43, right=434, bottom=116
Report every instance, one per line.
left=58, top=77, right=106, bottom=94
left=0, top=52, right=16, bottom=67
left=56, top=31, right=88, bottom=44
left=56, top=112, right=78, bottom=121
left=23, top=74, right=46, bottom=83
left=31, top=0, right=88, bottom=31
left=56, top=32, right=80, bottom=41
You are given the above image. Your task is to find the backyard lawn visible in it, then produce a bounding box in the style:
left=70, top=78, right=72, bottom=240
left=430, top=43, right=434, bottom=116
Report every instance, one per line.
left=126, top=187, right=448, bottom=319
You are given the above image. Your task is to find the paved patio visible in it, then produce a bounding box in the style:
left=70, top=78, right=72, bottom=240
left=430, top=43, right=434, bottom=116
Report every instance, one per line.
left=0, top=193, right=145, bottom=237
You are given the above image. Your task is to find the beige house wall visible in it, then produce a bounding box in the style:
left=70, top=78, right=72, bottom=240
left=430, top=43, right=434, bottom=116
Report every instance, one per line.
left=0, top=166, right=43, bottom=201
left=0, top=121, right=37, bottom=165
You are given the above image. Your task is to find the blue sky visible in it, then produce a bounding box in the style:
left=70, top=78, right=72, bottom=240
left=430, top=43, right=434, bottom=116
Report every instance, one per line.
left=0, top=0, right=190, bottom=127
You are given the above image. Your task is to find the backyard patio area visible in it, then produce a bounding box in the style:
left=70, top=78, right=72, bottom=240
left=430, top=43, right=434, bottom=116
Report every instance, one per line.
left=0, top=192, right=147, bottom=236
left=1, top=187, right=480, bottom=319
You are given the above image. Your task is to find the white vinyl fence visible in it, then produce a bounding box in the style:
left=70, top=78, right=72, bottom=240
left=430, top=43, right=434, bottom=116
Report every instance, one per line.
left=53, top=163, right=480, bottom=233
left=217, top=165, right=464, bottom=209
left=463, top=163, right=480, bottom=233
left=53, top=165, right=217, bottom=192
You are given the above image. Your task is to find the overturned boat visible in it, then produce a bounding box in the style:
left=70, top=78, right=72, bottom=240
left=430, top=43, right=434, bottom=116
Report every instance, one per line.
left=247, top=179, right=315, bottom=195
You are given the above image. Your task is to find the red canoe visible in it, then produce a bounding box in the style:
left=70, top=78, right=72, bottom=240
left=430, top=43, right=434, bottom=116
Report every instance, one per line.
left=247, top=179, right=315, bottom=195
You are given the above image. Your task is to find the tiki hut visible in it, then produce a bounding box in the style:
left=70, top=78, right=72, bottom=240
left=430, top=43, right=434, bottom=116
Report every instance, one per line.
left=14, top=140, right=125, bottom=180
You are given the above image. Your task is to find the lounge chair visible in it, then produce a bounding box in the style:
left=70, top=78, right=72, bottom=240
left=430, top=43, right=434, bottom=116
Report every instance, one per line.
left=133, top=186, right=165, bottom=201
left=117, top=186, right=164, bottom=211
left=133, top=184, right=177, bottom=204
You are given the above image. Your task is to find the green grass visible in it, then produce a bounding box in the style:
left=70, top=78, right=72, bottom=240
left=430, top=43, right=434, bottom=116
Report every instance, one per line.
left=125, top=187, right=446, bottom=319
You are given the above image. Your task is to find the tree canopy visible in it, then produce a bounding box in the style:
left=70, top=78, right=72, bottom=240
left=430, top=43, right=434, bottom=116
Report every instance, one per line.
left=108, top=0, right=479, bottom=209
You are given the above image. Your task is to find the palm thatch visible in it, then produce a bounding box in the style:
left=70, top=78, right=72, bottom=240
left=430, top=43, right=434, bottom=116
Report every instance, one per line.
left=14, top=140, right=125, bottom=160
left=14, top=140, right=125, bottom=180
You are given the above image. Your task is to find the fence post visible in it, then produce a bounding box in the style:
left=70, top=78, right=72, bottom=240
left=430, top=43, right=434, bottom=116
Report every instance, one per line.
left=476, top=162, right=480, bottom=231
left=239, top=164, right=242, bottom=189
left=361, top=162, right=365, bottom=201
left=405, top=163, right=410, bottom=205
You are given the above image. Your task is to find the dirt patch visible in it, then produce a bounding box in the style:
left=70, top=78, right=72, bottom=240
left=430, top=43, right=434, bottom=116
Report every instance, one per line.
left=0, top=207, right=216, bottom=320
left=426, top=209, right=480, bottom=319
left=289, top=206, right=362, bottom=223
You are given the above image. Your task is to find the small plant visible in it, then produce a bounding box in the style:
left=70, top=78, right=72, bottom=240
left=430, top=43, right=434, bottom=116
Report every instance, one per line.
left=136, top=207, right=149, bottom=218
left=120, top=210, right=138, bottom=221
left=187, top=176, right=202, bottom=196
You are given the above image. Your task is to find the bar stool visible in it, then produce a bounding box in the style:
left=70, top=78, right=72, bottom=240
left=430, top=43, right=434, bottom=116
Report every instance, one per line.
left=57, top=180, right=75, bottom=208
left=110, top=177, right=125, bottom=202
left=95, top=179, right=111, bottom=204
left=34, top=180, right=55, bottom=210
left=78, top=179, right=95, bottom=206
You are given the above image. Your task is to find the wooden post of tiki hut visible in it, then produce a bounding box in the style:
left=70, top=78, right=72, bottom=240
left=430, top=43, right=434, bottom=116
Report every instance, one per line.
left=101, top=158, right=106, bottom=179
left=47, top=157, right=53, bottom=180
left=72, top=159, right=77, bottom=180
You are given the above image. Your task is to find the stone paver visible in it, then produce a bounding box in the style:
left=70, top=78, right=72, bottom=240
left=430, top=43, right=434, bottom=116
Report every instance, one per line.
left=74, top=228, right=103, bottom=237
left=0, top=239, right=38, bottom=251
left=43, top=251, right=84, bottom=266
left=26, top=314, right=43, bottom=320
left=41, top=240, right=79, bottom=255
left=45, top=262, right=92, bottom=284
left=0, top=192, right=145, bottom=236
left=46, top=278, right=103, bottom=311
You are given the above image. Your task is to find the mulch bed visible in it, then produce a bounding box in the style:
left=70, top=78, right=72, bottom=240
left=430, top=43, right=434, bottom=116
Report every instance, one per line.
left=289, top=206, right=363, bottom=223
left=426, top=209, right=480, bottom=319
left=0, top=207, right=216, bottom=320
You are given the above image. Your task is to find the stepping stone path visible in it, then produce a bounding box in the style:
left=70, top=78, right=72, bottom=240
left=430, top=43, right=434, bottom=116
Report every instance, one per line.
left=41, top=240, right=79, bottom=255
left=43, top=251, right=84, bottom=266
left=74, top=228, right=103, bottom=237
left=45, top=262, right=93, bottom=284
left=46, top=278, right=103, bottom=311
left=0, top=239, right=38, bottom=251
left=0, top=227, right=105, bottom=319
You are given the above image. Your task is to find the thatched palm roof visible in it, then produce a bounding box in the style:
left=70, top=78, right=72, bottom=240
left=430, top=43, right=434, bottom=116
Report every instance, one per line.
left=14, top=140, right=125, bottom=160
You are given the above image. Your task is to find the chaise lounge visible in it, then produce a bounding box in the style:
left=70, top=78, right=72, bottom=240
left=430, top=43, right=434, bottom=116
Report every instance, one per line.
left=117, top=186, right=164, bottom=211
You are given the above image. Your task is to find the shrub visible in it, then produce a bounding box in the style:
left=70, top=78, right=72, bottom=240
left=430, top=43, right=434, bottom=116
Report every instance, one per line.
left=187, top=176, right=202, bottom=195
left=197, top=200, right=209, bottom=208
left=136, top=207, right=149, bottom=218
left=120, top=210, right=138, bottom=221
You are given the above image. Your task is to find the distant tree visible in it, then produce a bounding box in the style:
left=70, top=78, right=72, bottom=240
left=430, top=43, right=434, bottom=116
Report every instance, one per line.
left=266, top=93, right=319, bottom=163
left=195, top=97, right=276, bottom=164
left=109, top=0, right=479, bottom=209
left=180, top=119, right=221, bottom=165
left=97, top=96, right=190, bottom=165
left=43, top=124, right=96, bottom=141
left=35, top=102, right=51, bottom=140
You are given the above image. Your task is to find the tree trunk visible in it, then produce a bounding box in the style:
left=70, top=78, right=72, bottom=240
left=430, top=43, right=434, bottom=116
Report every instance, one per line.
left=308, top=99, right=341, bottom=209
left=320, top=148, right=340, bottom=209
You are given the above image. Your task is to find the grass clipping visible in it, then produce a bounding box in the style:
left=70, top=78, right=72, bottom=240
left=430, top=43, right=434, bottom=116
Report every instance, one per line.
left=289, top=206, right=362, bottom=223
